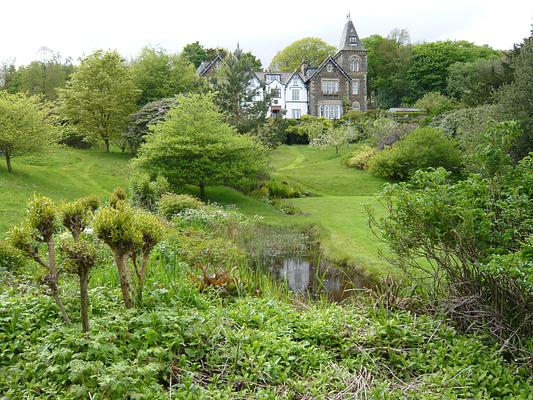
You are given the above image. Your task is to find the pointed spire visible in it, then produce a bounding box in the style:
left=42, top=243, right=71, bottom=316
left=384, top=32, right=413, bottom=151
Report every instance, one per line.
left=338, top=17, right=365, bottom=51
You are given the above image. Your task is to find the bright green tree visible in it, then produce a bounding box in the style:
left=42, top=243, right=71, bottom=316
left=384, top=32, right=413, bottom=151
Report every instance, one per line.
left=408, top=40, right=500, bottom=100
left=134, top=93, right=267, bottom=200
left=59, top=50, right=139, bottom=152
left=182, top=41, right=209, bottom=68
left=17, top=48, right=75, bottom=101
left=269, top=37, right=336, bottom=71
left=0, top=91, right=58, bottom=172
left=132, top=46, right=200, bottom=105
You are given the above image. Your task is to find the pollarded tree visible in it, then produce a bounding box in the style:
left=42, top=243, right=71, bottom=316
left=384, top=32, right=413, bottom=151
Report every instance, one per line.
left=9, top=196, right=71, bottom=324
left=59, top=50, right=139, bottom=152
left=134, top=93, right=268, bottom=200
left=0, top=91, right=58, bottom=172
left=269, top=38, right=336, bottom=72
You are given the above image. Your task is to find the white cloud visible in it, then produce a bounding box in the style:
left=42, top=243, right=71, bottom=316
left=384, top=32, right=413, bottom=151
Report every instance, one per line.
left=1, top=0, right=532, bottom=67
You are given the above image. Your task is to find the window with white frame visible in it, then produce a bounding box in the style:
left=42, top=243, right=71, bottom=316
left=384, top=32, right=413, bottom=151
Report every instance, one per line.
left=349, top=36, right=357, bottom=44
left=349, top=56, right=361, bottom=72
left=291, top=109, right=301, bottom=119
left=319, top=104, right=342, bottom=119
left=265, top=74, right=280, bottom=83
left=352, top=79, right=360, bottom=95
left=321, top=79, right=338, bottom=95
left=271, top=88, right=281, bottom=98
left=292, top=88, right=299, bottom=100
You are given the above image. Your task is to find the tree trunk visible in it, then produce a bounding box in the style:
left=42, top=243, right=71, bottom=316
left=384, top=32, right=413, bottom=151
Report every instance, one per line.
left=114, top=253, right=134, bottom=308
left=335, top=145, right=339, bottom=155
left=47, top=238, right=71, bottom=325
left=79, top=268, right=90, bottom=333
left=5, top=150, right=12, bottom=173
left=199, top=181, right=206, bottom=202
left=104, top=138, right=110, bottom=153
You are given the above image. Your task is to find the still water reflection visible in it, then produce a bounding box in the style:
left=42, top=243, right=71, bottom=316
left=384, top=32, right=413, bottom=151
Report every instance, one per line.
left=266, top=257, right=369, bottom=301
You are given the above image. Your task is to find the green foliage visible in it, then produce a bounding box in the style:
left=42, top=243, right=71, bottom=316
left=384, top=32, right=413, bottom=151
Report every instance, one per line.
left=368, top=127, right=462, bottom=180
left=362, top=30, right=413, bottom=108
left=370, top=156, right=533, bottom=341
left=129, top=174, right=169, bottom=212
left=344, top=145, right=377, bottom=169
left=212, top=46, right=271, bottom=133
left=59, top=50, right=139, bottom=152
left=27, top=195, right=59, bottom=240
left=260, top=180, right=306, bottom=199
left=0, top=90, right=58, bottom=172
left=309, top=124, right=357, bottom=155
left=94, top=205, right=140, bottom=256
left=251, top=117, right=291, bottom=148
left=414, top=92, right=455, bottom=118
left=59, top=238, right=97, bottom=274
left=60, top=195, right=100, bottom=240
left=109, top=187, right=127, bottom=209
left=447, top=57, right=509, bottom=106
left=15, top=48, right=75, bottom=101
left=497, top=31, right=533, bottom=160
left=408, top=40, right=500, bottom=99
left=131, top=46, right=200, bottom=106
left=269, top=37, right=336, bottom=71
left=158, top=193, right=204, bottom=220
left=431, top=104, right=502, bottom=160
left=133, top=93, right=268, bottom=200
left=0, top=240, right=25, bottom=272
left=182, top=41, right=209, bottom=68
left=125, top=97, right=178, bottom=153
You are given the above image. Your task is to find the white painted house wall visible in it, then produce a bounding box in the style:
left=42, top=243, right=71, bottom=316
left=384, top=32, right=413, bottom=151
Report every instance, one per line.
left=284, top=74, right=308, bottom=119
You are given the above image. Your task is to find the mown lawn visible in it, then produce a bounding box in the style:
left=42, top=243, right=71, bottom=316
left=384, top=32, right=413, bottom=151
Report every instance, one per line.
left=0, top=148, right=132, bottom=234
left=1, top=145, right=391, bottom=277
left=210, top=145, right=392, bottom=277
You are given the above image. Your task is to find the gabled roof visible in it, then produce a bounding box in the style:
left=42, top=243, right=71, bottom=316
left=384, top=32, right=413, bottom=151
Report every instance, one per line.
left=255, top=72, right=294, bottom=85
left=306, top=56, right=352, bottom=82
left=338, top=17, right=366, bottom=51
left=197, top=54, right=223, bottom=77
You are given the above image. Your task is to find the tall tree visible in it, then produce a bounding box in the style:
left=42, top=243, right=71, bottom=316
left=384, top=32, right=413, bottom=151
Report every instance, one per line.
left=133, top=93, right=267, bottom=200
left=182, top=41, right=209, bottom=68
left=17, top=47, right=75, bottom=101
left=132, top=46, right=199, bottom=105
left=0, top=91, right=58, bottom=172
left=269, top=38, right=336, bottom=71
left=497, top=28, right=533, bottom=160
left=0, top=60, right=21, bottom=92
left=408, top=40, right=500, bottom=100
left=362, top=29, right=413, bottom=108
left=213, top=46, right=271, bottom=133
left=447, top=57, right=509, bottom=106
left=59, top=50, right=139, bottom=152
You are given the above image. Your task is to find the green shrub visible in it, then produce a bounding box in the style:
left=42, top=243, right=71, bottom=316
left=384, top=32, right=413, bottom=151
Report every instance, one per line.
left=158, top=193, right=203, bottom=220
left=344, top=145, right=377, bottom=169
left=0, top=240, right=25, bottom=272
left=262, top=180, right=306, bottom=199
left=368, top=127, right=462, bottom=179
left=129, top=174, right=169, bottom=212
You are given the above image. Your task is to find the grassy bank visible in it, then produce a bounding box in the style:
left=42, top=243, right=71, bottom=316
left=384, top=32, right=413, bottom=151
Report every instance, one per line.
left=0, top=148, right=131, bottom=234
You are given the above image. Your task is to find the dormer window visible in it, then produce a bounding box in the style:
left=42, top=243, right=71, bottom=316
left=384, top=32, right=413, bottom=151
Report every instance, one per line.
left=265, top=74, right=280, bottom=83
left=349, top=36, right=357, bottom=44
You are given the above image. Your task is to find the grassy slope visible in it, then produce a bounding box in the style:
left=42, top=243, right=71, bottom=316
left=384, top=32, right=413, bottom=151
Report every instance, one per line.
left=209, top=145, right=392, bottom=277
left=0, top=148, right=131, bottom=234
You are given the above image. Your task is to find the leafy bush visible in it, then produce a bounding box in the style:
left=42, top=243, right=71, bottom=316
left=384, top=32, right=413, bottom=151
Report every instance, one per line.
left=129, top=174, right=169, bottom=212
left=344, top=145, right=377, bottom=169
left=0, top=240, right=25, bottom=272
left=158, top=193, right=203, bottom=220
left=414, top=92, right=455, bottom=117
left=368, top=127, right=462, bottom=179
left=262, top=180, right=306, bottom=199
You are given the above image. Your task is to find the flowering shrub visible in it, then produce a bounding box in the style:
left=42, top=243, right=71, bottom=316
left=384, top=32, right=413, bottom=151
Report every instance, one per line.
left=344, top=145, right=377, bottom=170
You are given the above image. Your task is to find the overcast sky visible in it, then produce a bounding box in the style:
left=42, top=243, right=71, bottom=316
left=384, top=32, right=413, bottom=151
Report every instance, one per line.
left=1, top=0, right=532, bottom=67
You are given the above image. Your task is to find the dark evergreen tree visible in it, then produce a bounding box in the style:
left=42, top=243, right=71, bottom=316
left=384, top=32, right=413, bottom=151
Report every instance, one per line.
left=212, top=46, right=271, bottom=133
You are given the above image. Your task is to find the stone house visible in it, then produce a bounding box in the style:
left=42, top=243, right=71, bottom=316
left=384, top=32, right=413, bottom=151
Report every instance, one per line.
left=197, top=17, right=367, bottom=119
